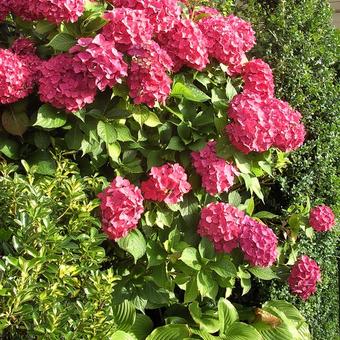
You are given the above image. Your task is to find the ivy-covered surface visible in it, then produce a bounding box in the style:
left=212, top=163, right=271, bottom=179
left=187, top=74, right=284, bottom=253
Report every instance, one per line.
left=236, top=1, right=340, bottom=338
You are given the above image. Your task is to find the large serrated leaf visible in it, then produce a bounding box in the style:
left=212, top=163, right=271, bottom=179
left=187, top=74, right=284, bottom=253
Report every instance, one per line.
left=117, top=230, right=146, bottom=263
left=248, top=267, right=279, bottom=280
left=171, top=81, right=210, bottom=102
left=34, top=104, right=67, bottom=129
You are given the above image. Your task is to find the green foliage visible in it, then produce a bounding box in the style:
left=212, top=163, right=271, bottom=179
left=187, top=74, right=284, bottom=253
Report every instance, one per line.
left=236, top=1, right=339, bottom=338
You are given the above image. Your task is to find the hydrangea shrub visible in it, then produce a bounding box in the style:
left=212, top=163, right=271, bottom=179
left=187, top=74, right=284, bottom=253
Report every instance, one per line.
left=0, top=0, right=337, bottom=337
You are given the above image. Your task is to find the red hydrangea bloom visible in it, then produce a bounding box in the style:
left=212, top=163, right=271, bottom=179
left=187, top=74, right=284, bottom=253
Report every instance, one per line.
left=226, top=93, right=274, bottom=153
left=309, top=204, right=336, bottom=232
left=7, top=0, right=43, bottom=21
left=0, top=49, right=35, bottom=104
left=10, top=38, right=42, bottom=83
left=268, top=98, right=306, bottom=152
left=141, top=163, right=191, bottom=204
left=242, top=59, right=274, bottom=98
left=197, top=14, right=254, bottom=76
left=98, top=177, right=144, bottom=240
left=0, top=1, right=10, bottom=21
left=157, top=19, right=209, bottom=71
left=239, top=216, right=278, bottom=267
left=288, top=255, right=321, bottom=300
left=38, top=53, right=97, bottom=112
left=70, top=34, right=128, bottom=92
left=127, top=41, right=173, bottom=107
left=109, top=0, right=181, bottom=33
left=198, top=202, right=245, bottom=253
left=102, top=9, right=153, bottom=53
left=192, top=141, right=238, bottom=195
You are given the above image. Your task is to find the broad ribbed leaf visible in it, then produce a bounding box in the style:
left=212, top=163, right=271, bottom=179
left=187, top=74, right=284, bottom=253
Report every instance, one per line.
left=112, top=300, right=136, bottom=332
left=130, top=314, right=153, bottom=340
left=218, top=299, right=239, bottom=334
left=224, top=322, right=262, bottom=340
left=146, top=324, right=190, bottom=340
left=189, top=302, right=220, bottom=334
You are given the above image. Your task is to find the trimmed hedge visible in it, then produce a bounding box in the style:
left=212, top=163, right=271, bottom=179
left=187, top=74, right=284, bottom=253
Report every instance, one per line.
left=237, top=1, right=340, bottom=339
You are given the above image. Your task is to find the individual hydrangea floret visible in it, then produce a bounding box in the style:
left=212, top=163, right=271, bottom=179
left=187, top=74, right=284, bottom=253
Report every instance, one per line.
left=98, top=177, right=144, bottom=240
left=239, top=216, right=278, bottom=267
left=288, top=255, right=321, bottom=300
left=141, top=163, right=191, bottom=204
left=268, top=98, right=306, bottom=152
left=70, top=34, right=128, bottom=92
left=157, top=18, right=209, bottom=71
left=0, top=49, right=35, bottom=104
left=197, top=14, right=254, bottom=75
left=38, top=53, right=97, bottom=112
left=309, top=204, right=336, bottom=232
left=198, top=202, right=245, bottom=253
left=109, top=0, right=181, bottom=33
left=102, top=9, right=153, bottom=53
left=242, top=59, right=275, bottom=98
left=127, top=41, right=173, bottom=107
left=192, top=141, right=238, bottom=195
left=226, top=93, right=274, bottom=153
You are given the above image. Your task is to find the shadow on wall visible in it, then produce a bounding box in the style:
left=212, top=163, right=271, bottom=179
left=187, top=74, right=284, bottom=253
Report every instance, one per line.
left=330, top=0, right=340, bottom=27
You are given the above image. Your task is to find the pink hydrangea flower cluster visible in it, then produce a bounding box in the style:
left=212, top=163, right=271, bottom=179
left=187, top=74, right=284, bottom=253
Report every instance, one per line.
left=239, top=216, right=278, bottom=267
left=192, top=141, right=238, bottom=195
left=198, top=202, right=245, bottom=253
left=70, top=34, right=128, bottom=92
left=109, top=0, right=182, bottom=33
left=98, top=177, right=144, bottom=240
left=309, top=204, right=336, bottom=232
left=226, top=92, right=306, bottom=153
left=127, top=41, right=173, bottom=107
left=0, top=49, right=35, bottom=104
left=242, top=59, right=274, bottom=98
left=288, top=255, right=321, bottom=300
left=102, top=9, right=153, bottom=53
left=141, top=163, right=191, bottom=204
left=157, top=19, right=209, bottom=72
left=0, top=1, right=9, bottom=21
left=197, top=12, right=255, bottom=75
left=7, top=0, right=84, bottom=23
left=38, top=53, right=97, bottom=112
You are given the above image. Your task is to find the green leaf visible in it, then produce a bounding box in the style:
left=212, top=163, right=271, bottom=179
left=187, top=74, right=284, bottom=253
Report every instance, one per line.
left=180, top=247, right=201, bottom=270
left=248, top=267, right=279, bottom=280
left=130, top=314, right=153, bottom=340
left=198, top=238, right=215, bottom=260
left=218, top=298, right=239, bottom=334
left=112, top=300, right=136, bottom=332
left=48, top=33, right=76, bottom=51
left=34, top=131, right=51, bottom=149
left=35, top=20, right=56, bottom=34
left=144, top=112, right=162, bottom=127
left=116, top=124, right=134, bottom=142
left=189, top=302, right=220, bottom=333
left=110, top=331, right=136, bottom=340
left=184, top=277, right=199, bottom=303
left=167, top=136, right=185, bottom=151
left=146, top=324, right=190, bottom=340
left=225, top=80, right=237, bottom=100
left=179, top=195, right=200, bottom=227
left=234, top=153, right=251, bottom=174
left=28, top=151, right=56, bottom=176
left=2, top=110, right=29, bottom=136
left=210, top=256, right=237, bottom=278
left=107, top=142, right=121, bottom=162
left=65, top=126, right=83, bottom=150
left=240, top=278, right=251, bottom=296
left=224, top=322, right=262, bottom=340
left=228, top=191, right=241, bottom=207
left=171, top=81, right=210, bottom=102
left=34, top=104, right=67, bottom=129
left=146, top=240, right=166, bottom=267
left=253, top=211, right=278, bottom=219
left=117, top=230, right=146, bottom=263
left=245, top=197, right=255, bottom=216
left=0, top=137, right=19, bottom=159
left=197, top=271, right=218, bottom=299
left=97, top=121, right=117, bottom=144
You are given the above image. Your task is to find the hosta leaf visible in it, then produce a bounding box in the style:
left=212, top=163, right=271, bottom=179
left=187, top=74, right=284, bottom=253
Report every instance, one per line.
left=146, top=324, right=190, bottom=340
left=189, top=302, right=220, bottom=333
left=224, top=322, right=262, bottom=340
left=110, top=331, right=136, bottom=340
left=112, top=300, right=136, bottom=332
left=117, top=230, right=146, bottom=263
left=130, top=314, right=153, bottom=340
left=218, top=298, right=239, bottom=334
